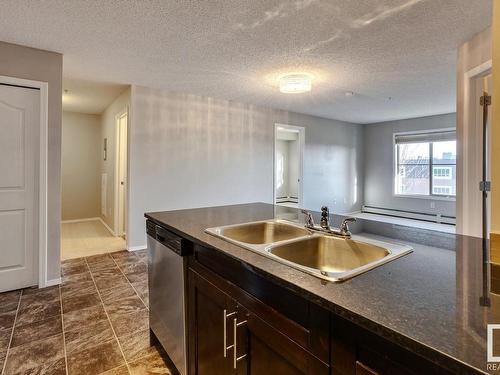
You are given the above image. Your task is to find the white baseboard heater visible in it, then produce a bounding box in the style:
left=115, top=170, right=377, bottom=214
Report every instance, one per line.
left=362, top=205, right=456, bottom=225
left=276, top=196, right=299, bottom=204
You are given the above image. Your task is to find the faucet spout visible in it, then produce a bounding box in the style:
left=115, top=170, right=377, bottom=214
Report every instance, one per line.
left=320, top=206, right=330, bottom=230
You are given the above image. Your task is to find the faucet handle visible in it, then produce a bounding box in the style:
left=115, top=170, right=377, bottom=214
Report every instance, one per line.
left=340, top=217, right=357, bottom=237
left=301, top=209, right=315, bottom=227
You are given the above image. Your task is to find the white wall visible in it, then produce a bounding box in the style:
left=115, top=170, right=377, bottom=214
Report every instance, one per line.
left=363, top=113, right=457, bottom=216
left=61, top=112, right=101, bottom=220
left=100, top=88, right=131, bottom=232
left=129, top=86, right=364, bottom=248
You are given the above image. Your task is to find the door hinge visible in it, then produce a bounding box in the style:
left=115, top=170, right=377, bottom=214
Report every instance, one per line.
left=479, top=181, right=491, bottom=192
left=480, top=95, right=492, bottom=106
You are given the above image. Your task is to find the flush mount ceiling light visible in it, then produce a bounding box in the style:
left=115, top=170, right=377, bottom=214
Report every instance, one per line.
left=279, top=73, right=312, bottom=94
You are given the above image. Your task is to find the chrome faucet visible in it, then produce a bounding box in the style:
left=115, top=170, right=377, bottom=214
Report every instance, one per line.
left=320, top=206, right=330, bottom=230
left=301, top=206, right=357, bottom=239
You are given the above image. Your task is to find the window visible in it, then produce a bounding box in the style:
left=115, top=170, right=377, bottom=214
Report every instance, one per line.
left=394, top=130, right=456, bottom=198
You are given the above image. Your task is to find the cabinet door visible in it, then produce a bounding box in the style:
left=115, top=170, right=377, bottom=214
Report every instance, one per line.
left=188, top=269, right=236, bottom=375
left=232, top=308, right=329, bottom=375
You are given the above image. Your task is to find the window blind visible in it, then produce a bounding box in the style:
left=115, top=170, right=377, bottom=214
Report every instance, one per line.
left=394, top=130, right=456, bottom=144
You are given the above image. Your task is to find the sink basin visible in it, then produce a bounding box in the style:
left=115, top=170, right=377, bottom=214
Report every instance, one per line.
left=267, top=235, right=412, bottom=281
left=213, top=221, right=310, bottom=245
left=268, top=236, right=389, bottom=272
left=206, top=219, right=412, bottom=282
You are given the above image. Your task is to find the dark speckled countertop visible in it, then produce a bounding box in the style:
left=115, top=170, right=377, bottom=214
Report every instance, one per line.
left=145, top=203, right=499, bottom=375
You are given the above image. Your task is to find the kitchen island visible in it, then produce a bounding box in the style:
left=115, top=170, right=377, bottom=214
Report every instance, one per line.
left=146, top=203, right=495, bottom=375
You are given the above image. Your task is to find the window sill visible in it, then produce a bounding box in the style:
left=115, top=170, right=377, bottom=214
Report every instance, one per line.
left=393, top=194, right=456, bottom=202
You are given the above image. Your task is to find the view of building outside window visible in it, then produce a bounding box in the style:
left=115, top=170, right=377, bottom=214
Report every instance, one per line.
left=395, top=140, right=456, bottom=197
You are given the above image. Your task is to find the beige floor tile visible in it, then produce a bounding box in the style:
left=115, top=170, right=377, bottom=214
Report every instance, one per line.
left=3, top=334, right=65, bottom=374
left=11, top=315, right=62, bottom=348
left=109, top=309, right=149, bottom=338
left=128, top=351, right=171, bottom=375
left=100, top=284, right=137, bottom=305
left=67, top=339, right=125, bottom=375
left=65, top=319, right=115, bottom=354
left=119, top=329, right=161, bottom=362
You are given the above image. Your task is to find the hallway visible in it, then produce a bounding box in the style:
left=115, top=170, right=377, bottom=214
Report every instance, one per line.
left=61, top=220, right=126, bottom=260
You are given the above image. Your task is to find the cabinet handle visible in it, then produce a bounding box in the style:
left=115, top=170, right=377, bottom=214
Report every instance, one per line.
left=223, top=309, right=237, bottom=357
left=233, top=318, right=247, bottom=369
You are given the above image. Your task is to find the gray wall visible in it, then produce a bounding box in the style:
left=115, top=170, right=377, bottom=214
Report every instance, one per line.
left=0, top=41, right=62, bottom=282
left=62, top=111, right=101, bottom=220
left=129, top=86, right=364, bottom=248
left=363, top=113, right=457, bottom=216
left=291, top=112, right=364, bottom=214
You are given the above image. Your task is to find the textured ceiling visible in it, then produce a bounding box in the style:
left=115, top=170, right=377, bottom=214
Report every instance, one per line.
left=62, top=78, right=127, bottom=114
left=0, top=0, right=492, bottom=123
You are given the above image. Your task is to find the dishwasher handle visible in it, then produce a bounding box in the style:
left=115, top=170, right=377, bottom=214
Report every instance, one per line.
left=152, top=223, right=191, bottom=256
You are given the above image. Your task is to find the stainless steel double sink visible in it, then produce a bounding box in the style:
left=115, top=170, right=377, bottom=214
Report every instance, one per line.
left=206, top=220, right=412, bottom=282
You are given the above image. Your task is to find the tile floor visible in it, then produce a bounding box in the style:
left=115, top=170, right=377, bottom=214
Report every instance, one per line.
left=61, top=220, right=127, bottom=260
left=0, top=250, right=173, bottom=375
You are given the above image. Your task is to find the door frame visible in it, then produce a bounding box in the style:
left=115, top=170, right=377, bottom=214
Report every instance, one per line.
left=457, top=60, right=492, bottom=237
left=0, top=75, right=49, bottom=288
left=273, top=123, right=305, bottom=208
left=114, top=107, right=129, bottom=238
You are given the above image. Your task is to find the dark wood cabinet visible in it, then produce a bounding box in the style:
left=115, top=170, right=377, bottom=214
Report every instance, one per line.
left=188, top=269, right=236, bottom=375
left=188, top=266, right=329, bottom=375
left=239, top=308, right=329, bottom=375
left=183, top=241, right=453, bottom=375
left=355, top=361, right=379, bottom=375
left=331, top=315, right=453, bottom=375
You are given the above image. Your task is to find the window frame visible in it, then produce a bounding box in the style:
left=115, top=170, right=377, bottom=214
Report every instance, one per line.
left=393, top=128, right=456, bottom=201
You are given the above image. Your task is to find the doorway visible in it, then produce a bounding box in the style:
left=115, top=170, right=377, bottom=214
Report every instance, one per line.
left=457, top=63, right=492, bottom=238
left=274, top=124, right=304, bottom=208
left=60, top=81, right=129, bottom=260
left=115, top=109, right=128, bottom=239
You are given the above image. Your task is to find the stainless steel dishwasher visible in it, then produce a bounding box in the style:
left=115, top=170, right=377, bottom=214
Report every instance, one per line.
left=147, top=220, right=190, bottom=375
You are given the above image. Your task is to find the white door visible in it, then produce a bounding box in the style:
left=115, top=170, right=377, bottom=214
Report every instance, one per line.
left=0, top=84, right=40, bottom=292
left=117, top=112, right=128, bottom=237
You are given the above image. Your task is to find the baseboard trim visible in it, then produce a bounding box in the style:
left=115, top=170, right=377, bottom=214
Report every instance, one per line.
left=44, top=277, right=61, bottom=287
left=61, top=217, right=117, bottom=237
left=99, top=218, right=116, bottom=236
left=61, top=217, right=100, bottom=224
left=128, top=245, right=147, bottom=252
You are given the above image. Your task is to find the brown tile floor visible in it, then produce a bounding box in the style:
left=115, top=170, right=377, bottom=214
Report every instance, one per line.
left=0, top=250, right=173, bottom=375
